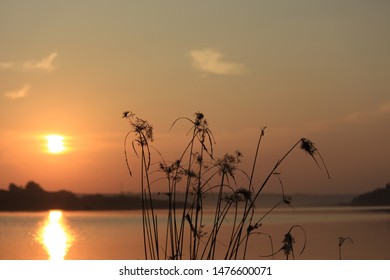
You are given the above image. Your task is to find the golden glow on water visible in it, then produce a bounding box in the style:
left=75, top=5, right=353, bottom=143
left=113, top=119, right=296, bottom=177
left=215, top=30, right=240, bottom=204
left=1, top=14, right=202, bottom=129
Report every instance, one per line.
left=38, top=210, right=74, bottom=260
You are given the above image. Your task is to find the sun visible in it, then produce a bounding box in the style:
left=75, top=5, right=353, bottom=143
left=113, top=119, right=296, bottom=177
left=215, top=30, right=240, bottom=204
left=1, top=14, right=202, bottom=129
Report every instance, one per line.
left=46, top=134, right=66, bottom=154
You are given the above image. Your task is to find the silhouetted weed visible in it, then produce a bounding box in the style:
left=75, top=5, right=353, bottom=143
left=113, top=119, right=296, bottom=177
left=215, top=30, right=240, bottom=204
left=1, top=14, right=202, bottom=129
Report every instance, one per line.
left=123, top=111, right=329, bottom=259
left=338, top=236, right=353, bottom=260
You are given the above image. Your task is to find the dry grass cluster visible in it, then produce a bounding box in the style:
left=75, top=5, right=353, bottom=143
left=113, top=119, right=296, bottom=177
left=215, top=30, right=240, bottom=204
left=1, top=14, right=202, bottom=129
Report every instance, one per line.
left=123, top=111, right=330, bottom=260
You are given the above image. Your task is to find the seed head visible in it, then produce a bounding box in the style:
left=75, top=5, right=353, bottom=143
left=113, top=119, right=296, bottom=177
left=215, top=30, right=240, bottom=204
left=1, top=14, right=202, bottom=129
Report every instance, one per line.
left=215, top=151, right=242, bottom=177
left=300, top=138, right=317, bottom=156
left=195, top=111, right=204, bottom=121
left=282, top=232, right=295, bottom=257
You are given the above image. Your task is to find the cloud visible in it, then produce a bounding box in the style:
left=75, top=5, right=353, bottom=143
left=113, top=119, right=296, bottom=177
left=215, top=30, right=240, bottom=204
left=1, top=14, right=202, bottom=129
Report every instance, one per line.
left=22, top=52, right=58, bottom=72
left=0, top=62, right=15, bottom=70
left=298, top=101, right=390, bottom=133
left=341, top=101, right=390, bottom=124
left=3, top=85, right=31, bottom=99
left=378, top=101, right=390, bottom=114
left=0, top=52, right=58, bottom=72
left=190, top=48, right=245, bottom=75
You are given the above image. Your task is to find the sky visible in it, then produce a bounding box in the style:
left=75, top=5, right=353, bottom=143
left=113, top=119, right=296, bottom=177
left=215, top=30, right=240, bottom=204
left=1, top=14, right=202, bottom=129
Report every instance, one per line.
left=1, top=0, right=389, bottom=195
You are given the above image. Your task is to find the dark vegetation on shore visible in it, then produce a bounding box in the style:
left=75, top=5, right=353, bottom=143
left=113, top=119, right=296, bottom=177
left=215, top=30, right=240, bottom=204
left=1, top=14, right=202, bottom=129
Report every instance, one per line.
left=0, top=181, right=388, bottom=211
left=351, top=183, right=390, bottom=206
left=0, top=181, right=183, bottom=211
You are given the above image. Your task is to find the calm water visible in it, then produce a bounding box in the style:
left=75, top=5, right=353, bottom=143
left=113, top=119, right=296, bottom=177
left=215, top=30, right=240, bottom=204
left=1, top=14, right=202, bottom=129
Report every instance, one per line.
left=0, top=207, right=389, bottom=260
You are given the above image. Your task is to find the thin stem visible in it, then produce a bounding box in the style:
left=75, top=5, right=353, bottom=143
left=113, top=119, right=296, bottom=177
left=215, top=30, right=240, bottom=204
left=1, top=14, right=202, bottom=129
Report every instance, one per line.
left=243, top=128, right=266, bottom=259
left=249, top=127, right=266, bottom=191
left=208, top=173, right=225, bottom=259
left=338, top=237, right=353, bottom=260
left=177, top=129, right=196, bottom=259
left=192, top=134, right=206, bottom=259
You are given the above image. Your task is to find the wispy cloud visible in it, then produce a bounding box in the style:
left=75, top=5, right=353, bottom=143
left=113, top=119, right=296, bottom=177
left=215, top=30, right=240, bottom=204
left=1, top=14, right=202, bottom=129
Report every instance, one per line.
left=298, top=101, right=390, bottom=133
left=340, top=101, right=390, bottom=124
left=22, top=52, right=58, bottom=72
left=190, top=48, right=245, bottom=75
left=3, top=85, right=31, bottom=99
left=0, top=62, right=16, bottom=70
left=0, top=52, right=58, bottom=72
left=378, top=101, right=390, bottom=114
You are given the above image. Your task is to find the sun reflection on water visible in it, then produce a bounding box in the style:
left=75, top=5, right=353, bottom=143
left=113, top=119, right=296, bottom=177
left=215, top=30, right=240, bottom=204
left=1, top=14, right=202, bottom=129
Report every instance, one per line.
left=38, top=210, right=74, bottom=260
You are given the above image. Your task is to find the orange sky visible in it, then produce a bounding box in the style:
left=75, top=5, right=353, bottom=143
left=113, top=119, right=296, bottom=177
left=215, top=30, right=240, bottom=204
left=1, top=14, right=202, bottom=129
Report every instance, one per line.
left=1, top=0, right=389, bottom=195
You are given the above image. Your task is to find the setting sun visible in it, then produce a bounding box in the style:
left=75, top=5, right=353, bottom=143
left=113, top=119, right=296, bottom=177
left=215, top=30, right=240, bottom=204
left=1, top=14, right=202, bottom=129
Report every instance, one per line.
left=46, top=135, right=65, bottom=154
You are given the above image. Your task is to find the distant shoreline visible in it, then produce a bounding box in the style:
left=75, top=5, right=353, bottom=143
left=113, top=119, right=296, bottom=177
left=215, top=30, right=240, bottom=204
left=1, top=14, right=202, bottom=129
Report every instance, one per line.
left=1, top=181, right=388, bottom=212
left=0, top=181, right=182, bottom=211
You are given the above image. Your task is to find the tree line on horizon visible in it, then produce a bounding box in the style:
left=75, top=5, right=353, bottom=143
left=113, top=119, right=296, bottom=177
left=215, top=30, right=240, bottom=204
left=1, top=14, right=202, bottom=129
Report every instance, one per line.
left=0, top=181, right=182, bottom=211
left=0, top=181, right=387, bottom=211
left=351, top=183, right=390, bottom=206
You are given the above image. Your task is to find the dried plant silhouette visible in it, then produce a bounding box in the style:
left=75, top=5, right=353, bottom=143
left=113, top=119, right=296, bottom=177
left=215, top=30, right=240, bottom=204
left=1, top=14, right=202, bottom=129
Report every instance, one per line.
left=123, top=111, right=329, bottom=260
left=258, top=225, right=306, bottom=260
left=338, top=236, right=353, bottom=260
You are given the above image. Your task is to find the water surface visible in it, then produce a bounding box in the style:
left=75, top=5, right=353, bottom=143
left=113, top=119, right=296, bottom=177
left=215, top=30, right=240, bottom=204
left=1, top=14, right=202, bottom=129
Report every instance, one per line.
left=0, top=207, right=388, bottom=260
